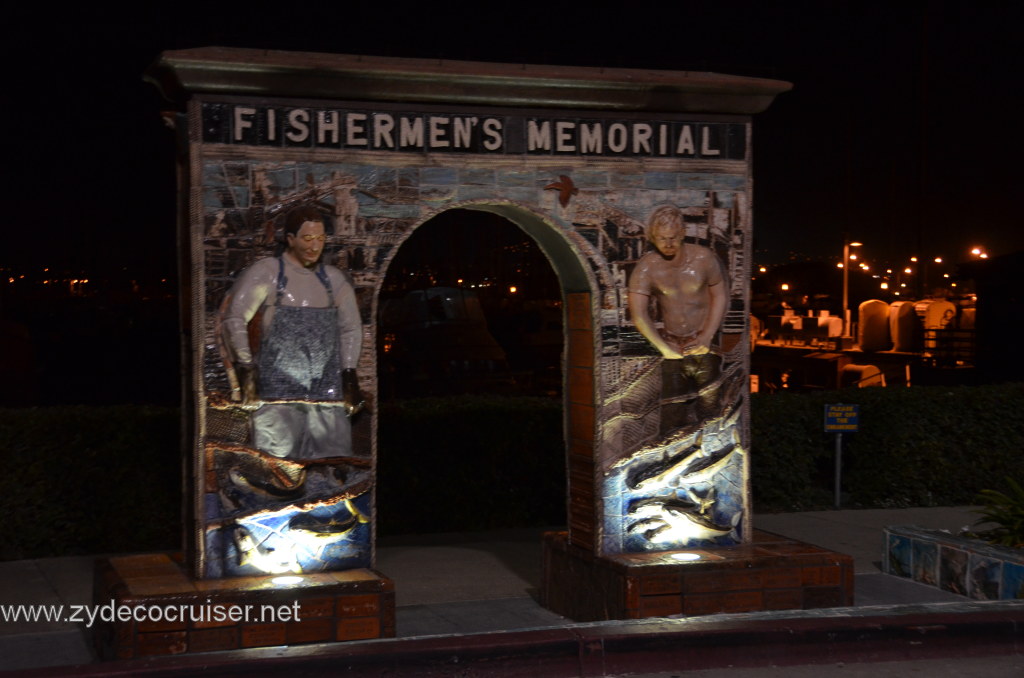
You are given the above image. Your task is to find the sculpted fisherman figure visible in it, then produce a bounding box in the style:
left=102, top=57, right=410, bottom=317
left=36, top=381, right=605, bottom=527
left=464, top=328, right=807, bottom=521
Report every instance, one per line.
left=628, top=205, right=728, bottom=434
left=222, top=204, right=363, bottom=458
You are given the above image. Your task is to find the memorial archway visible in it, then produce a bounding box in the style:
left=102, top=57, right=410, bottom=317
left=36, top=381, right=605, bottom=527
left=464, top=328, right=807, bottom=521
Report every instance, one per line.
left=96, top=50, right=850, bottom=661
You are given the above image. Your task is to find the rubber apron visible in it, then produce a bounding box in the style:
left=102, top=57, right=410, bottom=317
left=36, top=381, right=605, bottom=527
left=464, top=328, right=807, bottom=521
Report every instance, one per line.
left=256, top=257, right=343, bottom=401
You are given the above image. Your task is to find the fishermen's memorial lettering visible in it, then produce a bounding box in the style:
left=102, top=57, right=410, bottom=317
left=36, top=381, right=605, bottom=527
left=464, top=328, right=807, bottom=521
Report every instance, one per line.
left=204, top=103, right=745, bottom=159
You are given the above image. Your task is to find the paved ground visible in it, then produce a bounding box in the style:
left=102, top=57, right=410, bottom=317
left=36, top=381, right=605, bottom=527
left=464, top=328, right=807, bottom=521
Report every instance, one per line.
left=3, top=505, right=1020, bottom=675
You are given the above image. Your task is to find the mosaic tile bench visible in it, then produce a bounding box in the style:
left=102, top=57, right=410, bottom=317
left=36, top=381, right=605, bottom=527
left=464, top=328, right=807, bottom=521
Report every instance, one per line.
left=884, top=525, right=1024, bottom=600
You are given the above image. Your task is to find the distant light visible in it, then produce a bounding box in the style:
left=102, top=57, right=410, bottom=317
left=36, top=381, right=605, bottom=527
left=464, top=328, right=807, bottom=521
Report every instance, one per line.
left=910, top=256, right=918, bottom=262
left=943, top=273, right=950, bottom=278
left=509, top=286, right=518, bottom=294
left=849, top=253, right=858, bottom=261
left=781, top=283, right=790, bottom=291
left=880, top=282, right=889, bottom=290
left=457, top=279, right=463, bottom=284
left=670, top=553, right=702, bottom=561
left=849, top=241, right=863, bottom=247
left=904, top=268, right=913, bottom=274
left=759, top=266, right=767, bottom=273
left=971, top=247, right=982, bottom=255
left=934, top=257, right=943, bottom=264
left=980, top=253, right=989, bottom=259
left=900, top=283, right=907, bottom=288
left=836, top=262, right=844, bottom=269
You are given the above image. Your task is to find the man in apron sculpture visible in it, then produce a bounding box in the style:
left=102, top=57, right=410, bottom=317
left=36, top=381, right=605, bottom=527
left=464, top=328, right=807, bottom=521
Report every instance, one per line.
left=222, top=204, right=363, bottom=459
left=628, top=205, right=728, bottom=436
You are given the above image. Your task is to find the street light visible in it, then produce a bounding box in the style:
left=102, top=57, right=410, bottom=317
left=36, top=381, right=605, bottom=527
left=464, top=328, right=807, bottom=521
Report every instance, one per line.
left=842, top=240, right=862, bottom=338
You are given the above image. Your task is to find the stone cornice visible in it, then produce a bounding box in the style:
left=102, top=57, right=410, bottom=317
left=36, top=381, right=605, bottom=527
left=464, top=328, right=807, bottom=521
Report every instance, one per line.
left=146, top=47, right=791, bottom=114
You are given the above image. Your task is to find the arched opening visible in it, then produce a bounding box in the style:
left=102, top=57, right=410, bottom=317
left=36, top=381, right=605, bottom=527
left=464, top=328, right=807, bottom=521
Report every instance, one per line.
left=375, top=207, right=577, bottom=539
left=377, top=208, right=564, bottom=400
left=372, top=204, right=596, bottom=613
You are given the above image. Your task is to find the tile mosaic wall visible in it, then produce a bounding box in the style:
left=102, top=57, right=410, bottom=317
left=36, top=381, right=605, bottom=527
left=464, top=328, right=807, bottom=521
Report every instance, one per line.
left=189, top=96, right=754, bottom=576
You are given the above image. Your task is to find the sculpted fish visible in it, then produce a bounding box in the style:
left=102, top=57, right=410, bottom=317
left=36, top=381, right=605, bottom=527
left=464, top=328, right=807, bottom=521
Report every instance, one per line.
left=288, top=498, right=369, bottom=537
left=288, top=513, right=358, bottom=536
left=285, top=498, right=370, bottom=559
left=233, top=526, right=301, bottom=574
left=628, top=499, right=737, bottom=543
left=675, top=443, right=737, bottom=485
left=630, top=433, right=741, bottom=491
left=212, top=444, right=307, bottom=501
left=228, top=467, right=305, bottom=500
left=628, top=495, right=699, bottom=516
left=627, top=432, right=702, bottom=490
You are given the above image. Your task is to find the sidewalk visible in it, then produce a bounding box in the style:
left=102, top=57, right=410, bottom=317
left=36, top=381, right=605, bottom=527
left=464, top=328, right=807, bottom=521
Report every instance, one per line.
left=2, top=506, right=1020, bottom=674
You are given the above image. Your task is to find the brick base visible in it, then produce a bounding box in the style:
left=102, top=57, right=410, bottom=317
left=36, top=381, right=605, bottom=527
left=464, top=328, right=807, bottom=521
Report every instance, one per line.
left=92, top=554, right=394, bottom=660
left=540, top=530, right=853, bottom=621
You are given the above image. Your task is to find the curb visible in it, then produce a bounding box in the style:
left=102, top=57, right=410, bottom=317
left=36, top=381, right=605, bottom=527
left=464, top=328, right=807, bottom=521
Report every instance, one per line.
left=9, top=601, right=1024, bottom=677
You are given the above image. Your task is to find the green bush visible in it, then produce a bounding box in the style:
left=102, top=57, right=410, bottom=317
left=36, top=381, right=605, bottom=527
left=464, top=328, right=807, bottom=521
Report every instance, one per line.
left=0, top=406, right=181, bottom=560
left=749, top=392, right=834, bottom=510
left=971, top=479, right=1024, bottom=548
left=751, top=383, right=1024, bottom=511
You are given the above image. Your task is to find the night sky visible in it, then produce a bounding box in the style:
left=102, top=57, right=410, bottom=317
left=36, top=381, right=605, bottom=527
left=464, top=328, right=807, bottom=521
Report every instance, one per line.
left=4, top=2, right=1022, bottom=278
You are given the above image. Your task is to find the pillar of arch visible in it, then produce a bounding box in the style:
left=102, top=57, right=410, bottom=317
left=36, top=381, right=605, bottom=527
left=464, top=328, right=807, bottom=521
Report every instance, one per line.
left=148, top=48, right=791, bottom=614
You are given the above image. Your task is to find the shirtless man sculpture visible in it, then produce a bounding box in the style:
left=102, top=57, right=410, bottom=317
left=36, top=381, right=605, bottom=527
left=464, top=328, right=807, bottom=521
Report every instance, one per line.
left=628, top=205, right=728, bottom=434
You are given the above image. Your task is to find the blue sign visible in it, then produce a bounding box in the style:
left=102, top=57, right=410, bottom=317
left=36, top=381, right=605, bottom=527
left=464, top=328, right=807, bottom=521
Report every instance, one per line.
left=825, top=403, right=859, bottom=432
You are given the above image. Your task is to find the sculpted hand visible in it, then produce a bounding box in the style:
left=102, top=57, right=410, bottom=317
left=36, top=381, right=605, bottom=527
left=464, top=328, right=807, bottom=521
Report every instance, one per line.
left=682, top=343, right=710, bottom=357
left=342, top=368, right=365, bottom=415
left=235, top=363, right=258, bottom=405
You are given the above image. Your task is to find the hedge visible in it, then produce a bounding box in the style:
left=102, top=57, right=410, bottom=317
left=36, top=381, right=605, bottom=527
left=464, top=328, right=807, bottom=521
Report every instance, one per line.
left=376, top=395, right=566, bottom=534
left=0, top=405, right=180, bottom=561
left=750, top=383, right=1024, bottom=510
left=2, top=383, right=1022, bottom=559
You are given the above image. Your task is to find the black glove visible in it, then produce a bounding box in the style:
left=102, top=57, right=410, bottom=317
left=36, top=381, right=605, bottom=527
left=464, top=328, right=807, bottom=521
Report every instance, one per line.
left=342, top=368, right=364, bottom=415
